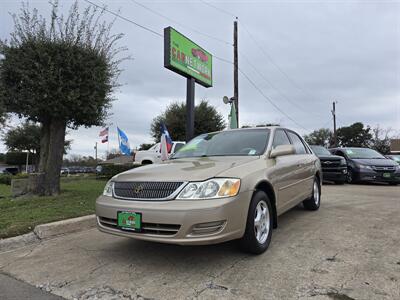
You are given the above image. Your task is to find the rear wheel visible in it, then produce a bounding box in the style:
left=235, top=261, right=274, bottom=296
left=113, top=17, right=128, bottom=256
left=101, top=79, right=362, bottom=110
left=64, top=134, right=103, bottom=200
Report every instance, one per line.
left=303, top=177, right=321, bottom=211
left=240, top=191, right=273, bottom=254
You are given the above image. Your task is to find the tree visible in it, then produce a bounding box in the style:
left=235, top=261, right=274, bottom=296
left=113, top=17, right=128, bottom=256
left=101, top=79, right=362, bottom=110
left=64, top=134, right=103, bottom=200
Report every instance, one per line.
left=150, top=100, right=225, bottom=142
left=336, top=122, right=372, bottom=148
left=3, top=121, right=71, bottom=169
left=0, top=1, right=125, bottom=195
left=3, top=122, right=41, bottom=154
left=303, top=128, right=333, bottom=147
left=370, top=125, right=392, bottom=154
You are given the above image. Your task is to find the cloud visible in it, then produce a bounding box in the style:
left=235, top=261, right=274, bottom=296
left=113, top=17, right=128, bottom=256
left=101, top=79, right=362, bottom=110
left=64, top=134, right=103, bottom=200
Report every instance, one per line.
left=0, top=0, right=399, bottom=156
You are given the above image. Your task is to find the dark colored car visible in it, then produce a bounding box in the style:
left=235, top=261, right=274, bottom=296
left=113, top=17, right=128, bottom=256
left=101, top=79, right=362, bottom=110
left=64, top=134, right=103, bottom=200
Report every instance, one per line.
left=310, top=145, right=347, bottom=184
left=330, top=147, right=400, bottom=185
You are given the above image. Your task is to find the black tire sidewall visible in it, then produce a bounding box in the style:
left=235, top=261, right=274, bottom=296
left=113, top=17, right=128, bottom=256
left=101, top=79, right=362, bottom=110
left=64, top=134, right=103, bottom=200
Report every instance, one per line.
left=240, top=191, right=273, bottom=254
left=303, top=177, right=321, bottom=210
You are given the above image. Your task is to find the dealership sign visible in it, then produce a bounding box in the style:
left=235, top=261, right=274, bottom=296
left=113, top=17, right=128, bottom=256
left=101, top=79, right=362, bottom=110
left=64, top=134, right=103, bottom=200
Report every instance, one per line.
left=164, top=27, right=212, bottom=87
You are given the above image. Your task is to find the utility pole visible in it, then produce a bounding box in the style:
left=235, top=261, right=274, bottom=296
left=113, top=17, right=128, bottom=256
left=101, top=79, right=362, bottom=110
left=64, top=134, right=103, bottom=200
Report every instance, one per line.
left=94, top=142, right=98, bottom=164
left=332, top=101, right=337, bottom=147
left=233, top=19, right=239, bottom=126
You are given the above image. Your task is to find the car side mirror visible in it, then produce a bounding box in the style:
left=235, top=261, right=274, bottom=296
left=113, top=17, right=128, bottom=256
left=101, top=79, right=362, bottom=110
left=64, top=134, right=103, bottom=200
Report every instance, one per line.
left=270, top=144, right=296, bottom=158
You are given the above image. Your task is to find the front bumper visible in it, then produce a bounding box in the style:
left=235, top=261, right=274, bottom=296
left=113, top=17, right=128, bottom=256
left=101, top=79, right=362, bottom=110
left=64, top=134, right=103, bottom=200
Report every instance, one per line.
left=355, top=169, right=400, bottom=183
left=95, top=191, right=252, bottom=245
left=322, top=167, right=347, bottom=182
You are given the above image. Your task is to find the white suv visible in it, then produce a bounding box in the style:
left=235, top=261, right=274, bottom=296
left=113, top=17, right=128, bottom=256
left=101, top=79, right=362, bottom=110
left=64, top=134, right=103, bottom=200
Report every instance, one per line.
left=134, top=141, right=185, bottom=165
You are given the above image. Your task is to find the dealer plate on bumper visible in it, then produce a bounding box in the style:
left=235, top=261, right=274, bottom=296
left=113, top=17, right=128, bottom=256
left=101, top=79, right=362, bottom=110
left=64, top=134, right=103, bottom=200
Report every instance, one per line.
left=383, top=173, right=391, bottom=178
left=117, top=211, right=142, bottom=231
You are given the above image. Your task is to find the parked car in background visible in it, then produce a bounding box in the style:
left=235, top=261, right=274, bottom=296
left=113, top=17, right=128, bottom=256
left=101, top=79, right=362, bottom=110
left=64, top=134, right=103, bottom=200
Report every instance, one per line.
left=96, top=127, right=322, bottom=254
left=386, top=154, right=400, bottom=164
left=1, top=167, right=19, bottom=175
left=329, top=147, right=400, bottom=185
left=310, top=145, right=347, bottom=184
left=134, top=141, right=185, bottom=165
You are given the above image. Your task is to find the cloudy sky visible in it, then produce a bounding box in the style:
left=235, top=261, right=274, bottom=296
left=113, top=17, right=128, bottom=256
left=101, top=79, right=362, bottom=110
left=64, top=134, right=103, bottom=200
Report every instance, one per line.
left=0, top=0, right=399, bottom=158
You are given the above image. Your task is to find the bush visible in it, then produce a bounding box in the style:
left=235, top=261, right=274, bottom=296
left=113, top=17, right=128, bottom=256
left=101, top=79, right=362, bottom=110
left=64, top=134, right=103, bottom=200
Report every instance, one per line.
left=97, top=164, right=139, bottom=179
left=0, top=173, right=29, bottom=185
left=0, top=175, right=12, bottom=185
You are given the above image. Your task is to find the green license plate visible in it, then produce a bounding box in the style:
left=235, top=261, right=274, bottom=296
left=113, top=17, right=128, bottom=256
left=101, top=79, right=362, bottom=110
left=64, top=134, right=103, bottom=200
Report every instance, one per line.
left=117, top=212, right=142, bottom=231
left=383, top=173, right=391, bottom=178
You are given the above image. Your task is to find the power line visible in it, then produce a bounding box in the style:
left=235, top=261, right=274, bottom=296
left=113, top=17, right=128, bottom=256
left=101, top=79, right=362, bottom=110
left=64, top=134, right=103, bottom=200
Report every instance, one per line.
left=238, top=68, right=309, bottom=131
left=129, top=0, right=232, bottom=46
left=239, top=51, right=326, bottom=119
left=84, top=0, right=307, bottom=130
left=199, top=0, right=238, bottom=19
left=199, top=1, right=320, bottom=103
left=240, top=20, right=319, bottom=102
left=82, top=0, right=163, bottom=37
left=83, top=0, right=231, bottom=65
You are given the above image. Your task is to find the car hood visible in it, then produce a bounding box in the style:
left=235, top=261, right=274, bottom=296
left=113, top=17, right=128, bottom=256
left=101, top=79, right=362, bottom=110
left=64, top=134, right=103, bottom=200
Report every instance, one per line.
left=317, top=155, right=343, bottom=161
left=115, top=156, right=259, bottom=182
left=352, top=158, right=399, bottom=166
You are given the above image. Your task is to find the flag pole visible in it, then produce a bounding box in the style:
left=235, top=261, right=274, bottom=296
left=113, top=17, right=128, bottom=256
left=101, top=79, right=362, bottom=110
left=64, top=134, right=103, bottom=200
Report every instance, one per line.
left=117, top=126, right=121, bottom=154
left=107, top=127, right=110, bottom=158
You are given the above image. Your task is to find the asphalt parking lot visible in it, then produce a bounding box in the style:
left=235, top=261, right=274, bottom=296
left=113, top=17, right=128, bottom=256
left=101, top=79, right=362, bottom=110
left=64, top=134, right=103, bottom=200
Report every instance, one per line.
left=0, top=184, right=399, bottom=300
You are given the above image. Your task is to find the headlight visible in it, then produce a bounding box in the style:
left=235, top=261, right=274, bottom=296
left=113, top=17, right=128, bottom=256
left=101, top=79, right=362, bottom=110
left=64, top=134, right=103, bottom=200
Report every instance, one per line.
left=340, top=158, right=347, bottom=166
left=103, top=181, right=114, bottom=197
left=177, top=178, right=241, bottom=200
left=358, top=164, right=372, bottom=170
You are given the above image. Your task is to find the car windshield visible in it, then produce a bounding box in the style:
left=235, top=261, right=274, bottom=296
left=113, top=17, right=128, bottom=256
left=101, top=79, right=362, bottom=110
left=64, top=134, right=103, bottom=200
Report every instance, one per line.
left=344, top=148, right=385, bottom=159
left=389, top=155, right=400, bottom=162
left=310, top=145, right=331, bottom=156
left=172, top=129, right=270, bottom=159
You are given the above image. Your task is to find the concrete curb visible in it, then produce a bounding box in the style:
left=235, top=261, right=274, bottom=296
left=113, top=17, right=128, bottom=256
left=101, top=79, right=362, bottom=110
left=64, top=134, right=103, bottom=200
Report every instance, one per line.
left=0, top=214, right=96, bottom=252
left=34, top=215, right=96, bottom=240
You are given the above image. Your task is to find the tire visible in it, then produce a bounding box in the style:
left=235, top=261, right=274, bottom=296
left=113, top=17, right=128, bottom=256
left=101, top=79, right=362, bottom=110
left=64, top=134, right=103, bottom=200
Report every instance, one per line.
left=346, top=169, right=354, bottom=184
left=335, top=180, right=345, bottom=185
left=389, top=182, right=398, bottom=186
left=239, top=191, right=273, bottom=254
left=303, top=177, right=321, bottom=211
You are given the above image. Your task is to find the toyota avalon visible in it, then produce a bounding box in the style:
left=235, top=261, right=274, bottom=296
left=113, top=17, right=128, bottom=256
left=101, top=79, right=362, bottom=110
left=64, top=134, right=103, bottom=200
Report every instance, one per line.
left=96, top=127, right=322, bottom=254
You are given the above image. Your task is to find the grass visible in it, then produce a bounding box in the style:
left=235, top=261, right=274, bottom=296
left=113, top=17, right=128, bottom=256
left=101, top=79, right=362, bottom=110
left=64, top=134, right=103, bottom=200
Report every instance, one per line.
left=0, top=178, right=106, bottom=239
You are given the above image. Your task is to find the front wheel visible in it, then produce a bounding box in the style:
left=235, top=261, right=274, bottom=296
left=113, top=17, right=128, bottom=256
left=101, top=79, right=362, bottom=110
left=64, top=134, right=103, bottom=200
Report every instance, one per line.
left=303, top=177, right=321, bottom=211
left=239, top=191, right=273, bottom=254
left=346, top=169, right=354, bottom=184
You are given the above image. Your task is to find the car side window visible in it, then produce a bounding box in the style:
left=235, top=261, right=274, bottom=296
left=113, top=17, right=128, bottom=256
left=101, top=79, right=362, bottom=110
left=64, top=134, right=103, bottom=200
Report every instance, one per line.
left=173, top=143, right=184, bottom=153
left=287, top=131, right=307, bottom=154
left=272, top=129, right=291, bottom=149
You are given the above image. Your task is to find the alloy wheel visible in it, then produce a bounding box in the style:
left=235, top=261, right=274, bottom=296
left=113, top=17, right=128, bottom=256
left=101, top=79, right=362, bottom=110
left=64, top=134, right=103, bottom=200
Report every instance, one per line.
left=254, top=200, right=270, bottom=244
left=313, top=181, right=320, bottom=205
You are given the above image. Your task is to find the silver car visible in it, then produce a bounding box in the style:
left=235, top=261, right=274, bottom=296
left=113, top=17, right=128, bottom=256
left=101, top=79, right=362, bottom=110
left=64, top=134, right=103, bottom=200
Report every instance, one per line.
left=96, top=127, right=322, bottom=254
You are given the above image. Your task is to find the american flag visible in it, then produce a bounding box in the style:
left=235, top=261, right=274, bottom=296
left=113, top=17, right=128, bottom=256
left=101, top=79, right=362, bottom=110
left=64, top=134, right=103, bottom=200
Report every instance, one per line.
left=99, top=127, right=109, bottom=143
left=99, top=127, right=109, bottom=137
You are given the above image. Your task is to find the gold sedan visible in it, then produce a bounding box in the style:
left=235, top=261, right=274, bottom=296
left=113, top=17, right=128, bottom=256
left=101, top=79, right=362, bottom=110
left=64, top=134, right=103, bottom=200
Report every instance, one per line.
left=96, top=127, right=322, bottom=254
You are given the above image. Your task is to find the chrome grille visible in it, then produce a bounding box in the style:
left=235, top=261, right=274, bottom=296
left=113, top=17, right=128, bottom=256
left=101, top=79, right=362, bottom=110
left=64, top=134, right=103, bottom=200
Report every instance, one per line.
left=372, top=166, right=396, bottom=172
left=113, top=181, right=184, bottom=200
left=98, top=217, right=180, bottom=236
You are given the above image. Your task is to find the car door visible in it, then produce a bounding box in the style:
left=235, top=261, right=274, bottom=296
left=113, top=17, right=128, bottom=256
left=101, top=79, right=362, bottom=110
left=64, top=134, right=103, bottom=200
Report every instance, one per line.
left=286, top=131, right=315, bottom=203
left=269, top=129, right=301, bottom=214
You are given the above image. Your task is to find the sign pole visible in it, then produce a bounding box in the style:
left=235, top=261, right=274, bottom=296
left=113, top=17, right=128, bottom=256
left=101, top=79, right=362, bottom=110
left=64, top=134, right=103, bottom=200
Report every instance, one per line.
left=186, top=77, right=195, bottom=142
